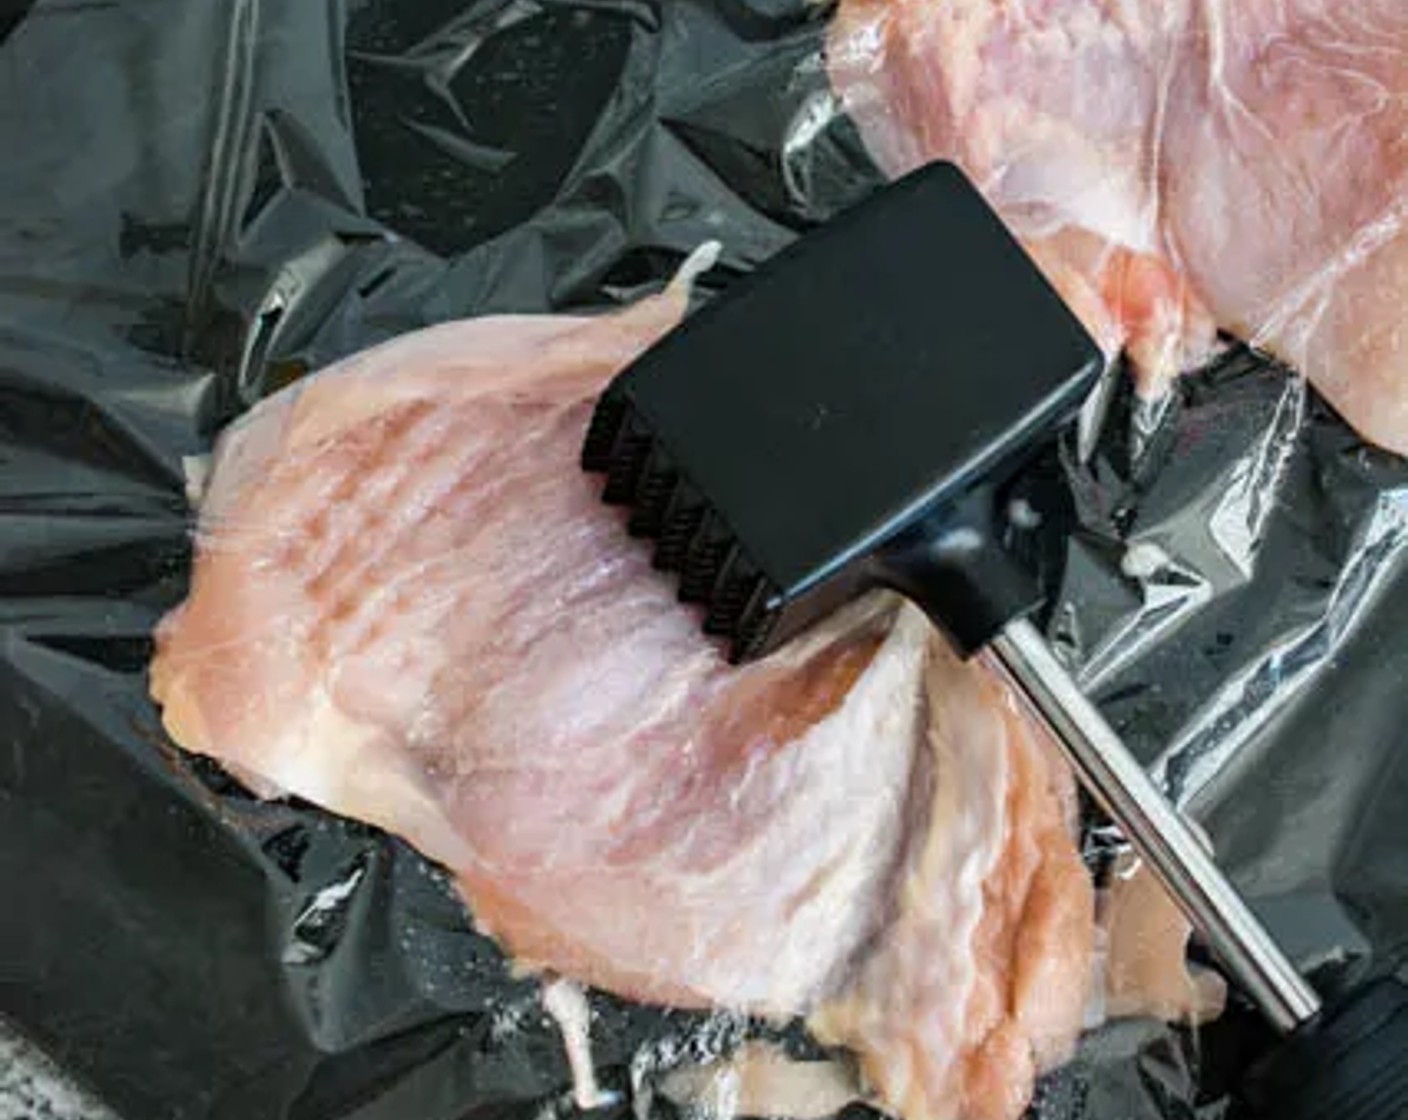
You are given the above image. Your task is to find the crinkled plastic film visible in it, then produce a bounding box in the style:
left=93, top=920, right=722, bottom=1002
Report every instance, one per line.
left=0, top=3, right=1405, bottom=1120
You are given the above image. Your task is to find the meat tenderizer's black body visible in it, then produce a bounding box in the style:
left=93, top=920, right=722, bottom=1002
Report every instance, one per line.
left=582, top=161, right=1102, bottom=661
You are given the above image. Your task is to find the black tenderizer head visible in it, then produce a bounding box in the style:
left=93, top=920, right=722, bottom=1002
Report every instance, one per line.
left=582, top=161, right=1104, bottom=663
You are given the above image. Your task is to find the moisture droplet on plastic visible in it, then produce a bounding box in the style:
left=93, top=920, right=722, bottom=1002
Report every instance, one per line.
left=1121, top=541, right=1172, bottom=580
left=542, top=978, right=618, bottom=1110
left=1008, top=497, right=1042, bottom=530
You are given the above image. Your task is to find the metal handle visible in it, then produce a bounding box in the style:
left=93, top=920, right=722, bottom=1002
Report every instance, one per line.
left=989, top=617, right=1322, bottom=1035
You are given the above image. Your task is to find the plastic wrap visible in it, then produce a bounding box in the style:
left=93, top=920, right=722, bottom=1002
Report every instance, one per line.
left=825, top=0, right=1408, bottom=455
left=0, top=2, right=1405, bottom=1120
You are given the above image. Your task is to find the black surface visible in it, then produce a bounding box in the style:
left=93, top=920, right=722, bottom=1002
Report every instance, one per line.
left=1243, top=977, right=1408, bottom=1119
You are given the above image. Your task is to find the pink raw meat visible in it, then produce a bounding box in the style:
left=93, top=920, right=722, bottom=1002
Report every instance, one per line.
left=827, top=0, right=1408, bottom=453
left=150, top=258, right=1103, bottom=1120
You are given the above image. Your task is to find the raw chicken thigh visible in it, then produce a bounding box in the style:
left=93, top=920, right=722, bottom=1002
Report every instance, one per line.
left=150, top=259, right=1099, bottom=1120
left=827, top=0, right=1408, bottom=453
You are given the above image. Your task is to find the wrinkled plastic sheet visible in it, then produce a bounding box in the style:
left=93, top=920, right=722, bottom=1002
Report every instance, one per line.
left=0, top=2, right=1405, bottom=1119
